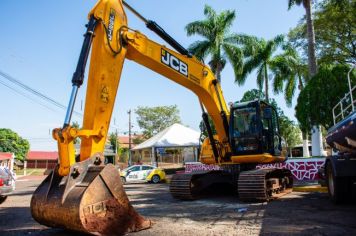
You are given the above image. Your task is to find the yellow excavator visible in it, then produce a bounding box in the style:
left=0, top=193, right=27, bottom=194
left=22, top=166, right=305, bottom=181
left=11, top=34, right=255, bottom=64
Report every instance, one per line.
left=31, top=0, right=293, bottom=235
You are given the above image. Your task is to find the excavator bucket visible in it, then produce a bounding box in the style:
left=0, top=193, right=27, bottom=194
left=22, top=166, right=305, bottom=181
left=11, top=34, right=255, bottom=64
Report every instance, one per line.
left=31, top=153, right=151, bottom=235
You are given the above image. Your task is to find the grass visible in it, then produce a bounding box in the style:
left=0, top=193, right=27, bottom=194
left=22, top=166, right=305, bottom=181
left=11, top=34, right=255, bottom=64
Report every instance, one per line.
left=15, top=168, right=46, bottom=176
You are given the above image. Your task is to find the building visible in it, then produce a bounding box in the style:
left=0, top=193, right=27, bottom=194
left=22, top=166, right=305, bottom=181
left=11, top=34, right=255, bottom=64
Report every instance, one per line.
left=118, top=135, right=143, bottom=149
left=26, top=151, right=58, bottom=169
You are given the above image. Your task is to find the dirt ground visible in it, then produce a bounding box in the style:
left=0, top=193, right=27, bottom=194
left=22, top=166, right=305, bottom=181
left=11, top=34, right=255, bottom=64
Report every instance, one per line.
left=0, top=175, right=356, bottom=236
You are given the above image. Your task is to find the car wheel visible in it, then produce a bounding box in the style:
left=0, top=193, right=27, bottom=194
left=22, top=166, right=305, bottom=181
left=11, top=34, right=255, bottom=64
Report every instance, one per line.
left=151, top=175, right=160, bottom=184
left=121, top=177, right=126, bottom=185
left=0, top=195, right=7, bottom=204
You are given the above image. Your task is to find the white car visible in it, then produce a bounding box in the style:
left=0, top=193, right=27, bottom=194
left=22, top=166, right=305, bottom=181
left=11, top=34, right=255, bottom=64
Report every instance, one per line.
left=0, top=167, right=15, bottom=204
left=120, top=165, right=166, bottom=184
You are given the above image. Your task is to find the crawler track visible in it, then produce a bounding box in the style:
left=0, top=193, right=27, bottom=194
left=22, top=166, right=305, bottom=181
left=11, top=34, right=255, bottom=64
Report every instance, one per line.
left=170, top=168, right=293, bottom=202
left=238, top=168, right=293, bottom=201
left=169, top=172, right=208, bottom=200
left=169, top=171, right=232, bottom=200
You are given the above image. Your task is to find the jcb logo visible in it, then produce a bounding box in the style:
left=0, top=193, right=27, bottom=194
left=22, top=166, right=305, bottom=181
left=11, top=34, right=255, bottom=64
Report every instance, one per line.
left=108, top=9, right=116, bottom=41
left=161, top=49, right=188, bottom=77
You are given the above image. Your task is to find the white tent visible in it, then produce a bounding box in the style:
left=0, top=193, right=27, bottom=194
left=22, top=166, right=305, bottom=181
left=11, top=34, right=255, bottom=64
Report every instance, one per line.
left=131, top=123, right=200, bottom=166
left=132, top=123, right=200, bottom=150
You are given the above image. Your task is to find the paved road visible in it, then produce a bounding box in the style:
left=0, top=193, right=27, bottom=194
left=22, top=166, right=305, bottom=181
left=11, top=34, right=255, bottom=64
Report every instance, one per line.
left=0, top=175, right=356, bottom=235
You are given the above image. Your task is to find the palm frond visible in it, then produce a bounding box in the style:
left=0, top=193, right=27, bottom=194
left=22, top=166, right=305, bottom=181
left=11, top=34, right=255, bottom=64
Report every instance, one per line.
left=187, top=40, right=212, bottom=61
left=217, top=10, right=236, bottom=34
left=204, top=5, right=217, bottom=18
left=272, top=74, right=285, bottom=94
left=185, top=20, right=212, bottom=38
left=270, top=56, right=291, bottom=76
left=284, top=75, right=297, bottom=107
left=222, top=44, right=244, bottom=79
left=288, top=0, right=304, bottom=10
left=263, top=35, right=284, bottom=60
left=224, top=34, right=259, bottom=56
left=236, top=53, right=263, bottom=85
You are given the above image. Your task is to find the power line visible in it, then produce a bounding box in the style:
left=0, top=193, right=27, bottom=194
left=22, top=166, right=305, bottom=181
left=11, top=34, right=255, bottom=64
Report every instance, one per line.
left=0, top=69, right=121, bottom=130
left=0, top=70, right=82, bottom=117
left=0, top=79, right=59, bottom=113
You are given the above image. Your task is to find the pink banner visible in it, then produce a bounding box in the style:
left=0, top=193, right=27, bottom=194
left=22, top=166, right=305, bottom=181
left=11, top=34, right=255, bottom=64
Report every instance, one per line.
left=185, top=158, right=325, bottom=181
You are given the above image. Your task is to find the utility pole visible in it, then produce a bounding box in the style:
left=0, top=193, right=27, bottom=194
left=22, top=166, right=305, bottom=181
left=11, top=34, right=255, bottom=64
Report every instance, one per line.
left=128, top=109, right=132, bottom=166
left=115, top=128, right=118, bottom=155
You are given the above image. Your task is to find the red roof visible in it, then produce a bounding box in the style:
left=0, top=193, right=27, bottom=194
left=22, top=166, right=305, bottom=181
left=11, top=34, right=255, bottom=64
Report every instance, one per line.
left=0, top=152, right=13, bottom=161
left=27, top=151, right=58, bottom=161
left=118, top=135, right=143, bottom=149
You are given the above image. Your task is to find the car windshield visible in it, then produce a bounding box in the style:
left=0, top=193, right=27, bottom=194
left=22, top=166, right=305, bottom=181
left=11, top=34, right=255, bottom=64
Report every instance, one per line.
left=142, top=166, right=154, bottom=170
left=123, top=166, right=140, bottom=172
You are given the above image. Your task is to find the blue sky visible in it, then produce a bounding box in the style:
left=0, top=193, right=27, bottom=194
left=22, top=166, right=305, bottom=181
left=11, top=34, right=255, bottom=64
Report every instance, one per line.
left=0, top=0, right=304, bottom=151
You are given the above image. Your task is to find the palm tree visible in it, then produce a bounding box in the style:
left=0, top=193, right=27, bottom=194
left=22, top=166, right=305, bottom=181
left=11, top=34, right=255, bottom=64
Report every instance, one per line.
left=185, top=5, right=252, bottom=83
left=288, top=0, right=320, bottom=157
left=270, top=46, right=308, bottom=107
left=236, top=35, right=284, bottom=101
left=288, top=0, right=317, bottom=76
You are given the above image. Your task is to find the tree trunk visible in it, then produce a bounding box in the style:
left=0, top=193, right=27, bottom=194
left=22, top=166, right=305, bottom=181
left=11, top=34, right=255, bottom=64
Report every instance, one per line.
left=304, top=0, right=323, bottom=157
left=264, top=63, right=269, bottom=101
left=214, top=58, right=222, bottom=84
left=304, top=0, right=318, bottom=77
left=298, top=74, right=304, bottom=90
left=302, top=131, right=310, bottom=157
left=216, top=66, right=221, bottom=83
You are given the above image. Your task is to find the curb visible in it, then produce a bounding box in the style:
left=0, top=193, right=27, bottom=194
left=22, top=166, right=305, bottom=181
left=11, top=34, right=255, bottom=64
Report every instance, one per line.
left=293, top=186, right=328, bottom=193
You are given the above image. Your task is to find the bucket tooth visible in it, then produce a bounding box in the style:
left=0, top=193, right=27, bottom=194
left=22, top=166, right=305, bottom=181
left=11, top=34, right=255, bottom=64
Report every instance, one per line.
left=31, top=153, right=151, bottom=235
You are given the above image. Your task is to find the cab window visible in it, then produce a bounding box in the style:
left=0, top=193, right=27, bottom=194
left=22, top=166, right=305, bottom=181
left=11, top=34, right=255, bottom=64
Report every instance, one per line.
left=129, top=166, right=140, bottom=172
left=142, top=166, right=153, bottom=171
left=233, top=107, right=258, bottom=137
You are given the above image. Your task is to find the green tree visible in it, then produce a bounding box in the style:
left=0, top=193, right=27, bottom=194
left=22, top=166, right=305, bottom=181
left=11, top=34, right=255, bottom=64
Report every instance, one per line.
left=135, top=105, right=181, bottom=138
left=71, top=121, right=80, bottom=144
left=109, top=131, right=118, bottom=153
left=185, top=5, right=250, bottom=83
left=279, top=115, right=302, bottom=156
left=132, top=136, right=145, bottom=145
left=0, top=128, right=30, bottom=161
left=270, top=45, right=308, bottom=106
left=236, top=35, right=284, bottom=101
left=296, top=64, right=355, bottom=131
left=288, top=0, right=318, bottom=76
left=239, top=89, right=284, bottom=116
left=199, top=115, right=216, bottom=143
left=288, top=0, right=355, bottom=65
left=239, top=89, right=265, bottom=102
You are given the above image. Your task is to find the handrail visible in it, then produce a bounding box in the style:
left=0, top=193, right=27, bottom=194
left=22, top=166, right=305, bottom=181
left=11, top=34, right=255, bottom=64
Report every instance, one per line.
left=332, top=65, right=356, bottom=125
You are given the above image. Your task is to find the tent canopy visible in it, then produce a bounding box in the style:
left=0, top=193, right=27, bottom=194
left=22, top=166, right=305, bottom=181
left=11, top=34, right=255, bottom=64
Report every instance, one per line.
left=132, top=123, right=200, bottom=150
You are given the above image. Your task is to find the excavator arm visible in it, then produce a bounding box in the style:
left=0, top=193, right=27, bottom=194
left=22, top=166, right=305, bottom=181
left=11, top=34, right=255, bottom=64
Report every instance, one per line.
left=31, top=0, right=230, bottom=234
left=54, top=0, right=231, bottom=178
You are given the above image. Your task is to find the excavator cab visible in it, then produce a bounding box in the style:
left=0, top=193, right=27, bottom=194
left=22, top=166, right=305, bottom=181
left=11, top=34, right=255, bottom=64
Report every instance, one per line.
left=230, top=100, right=281, bottom=156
